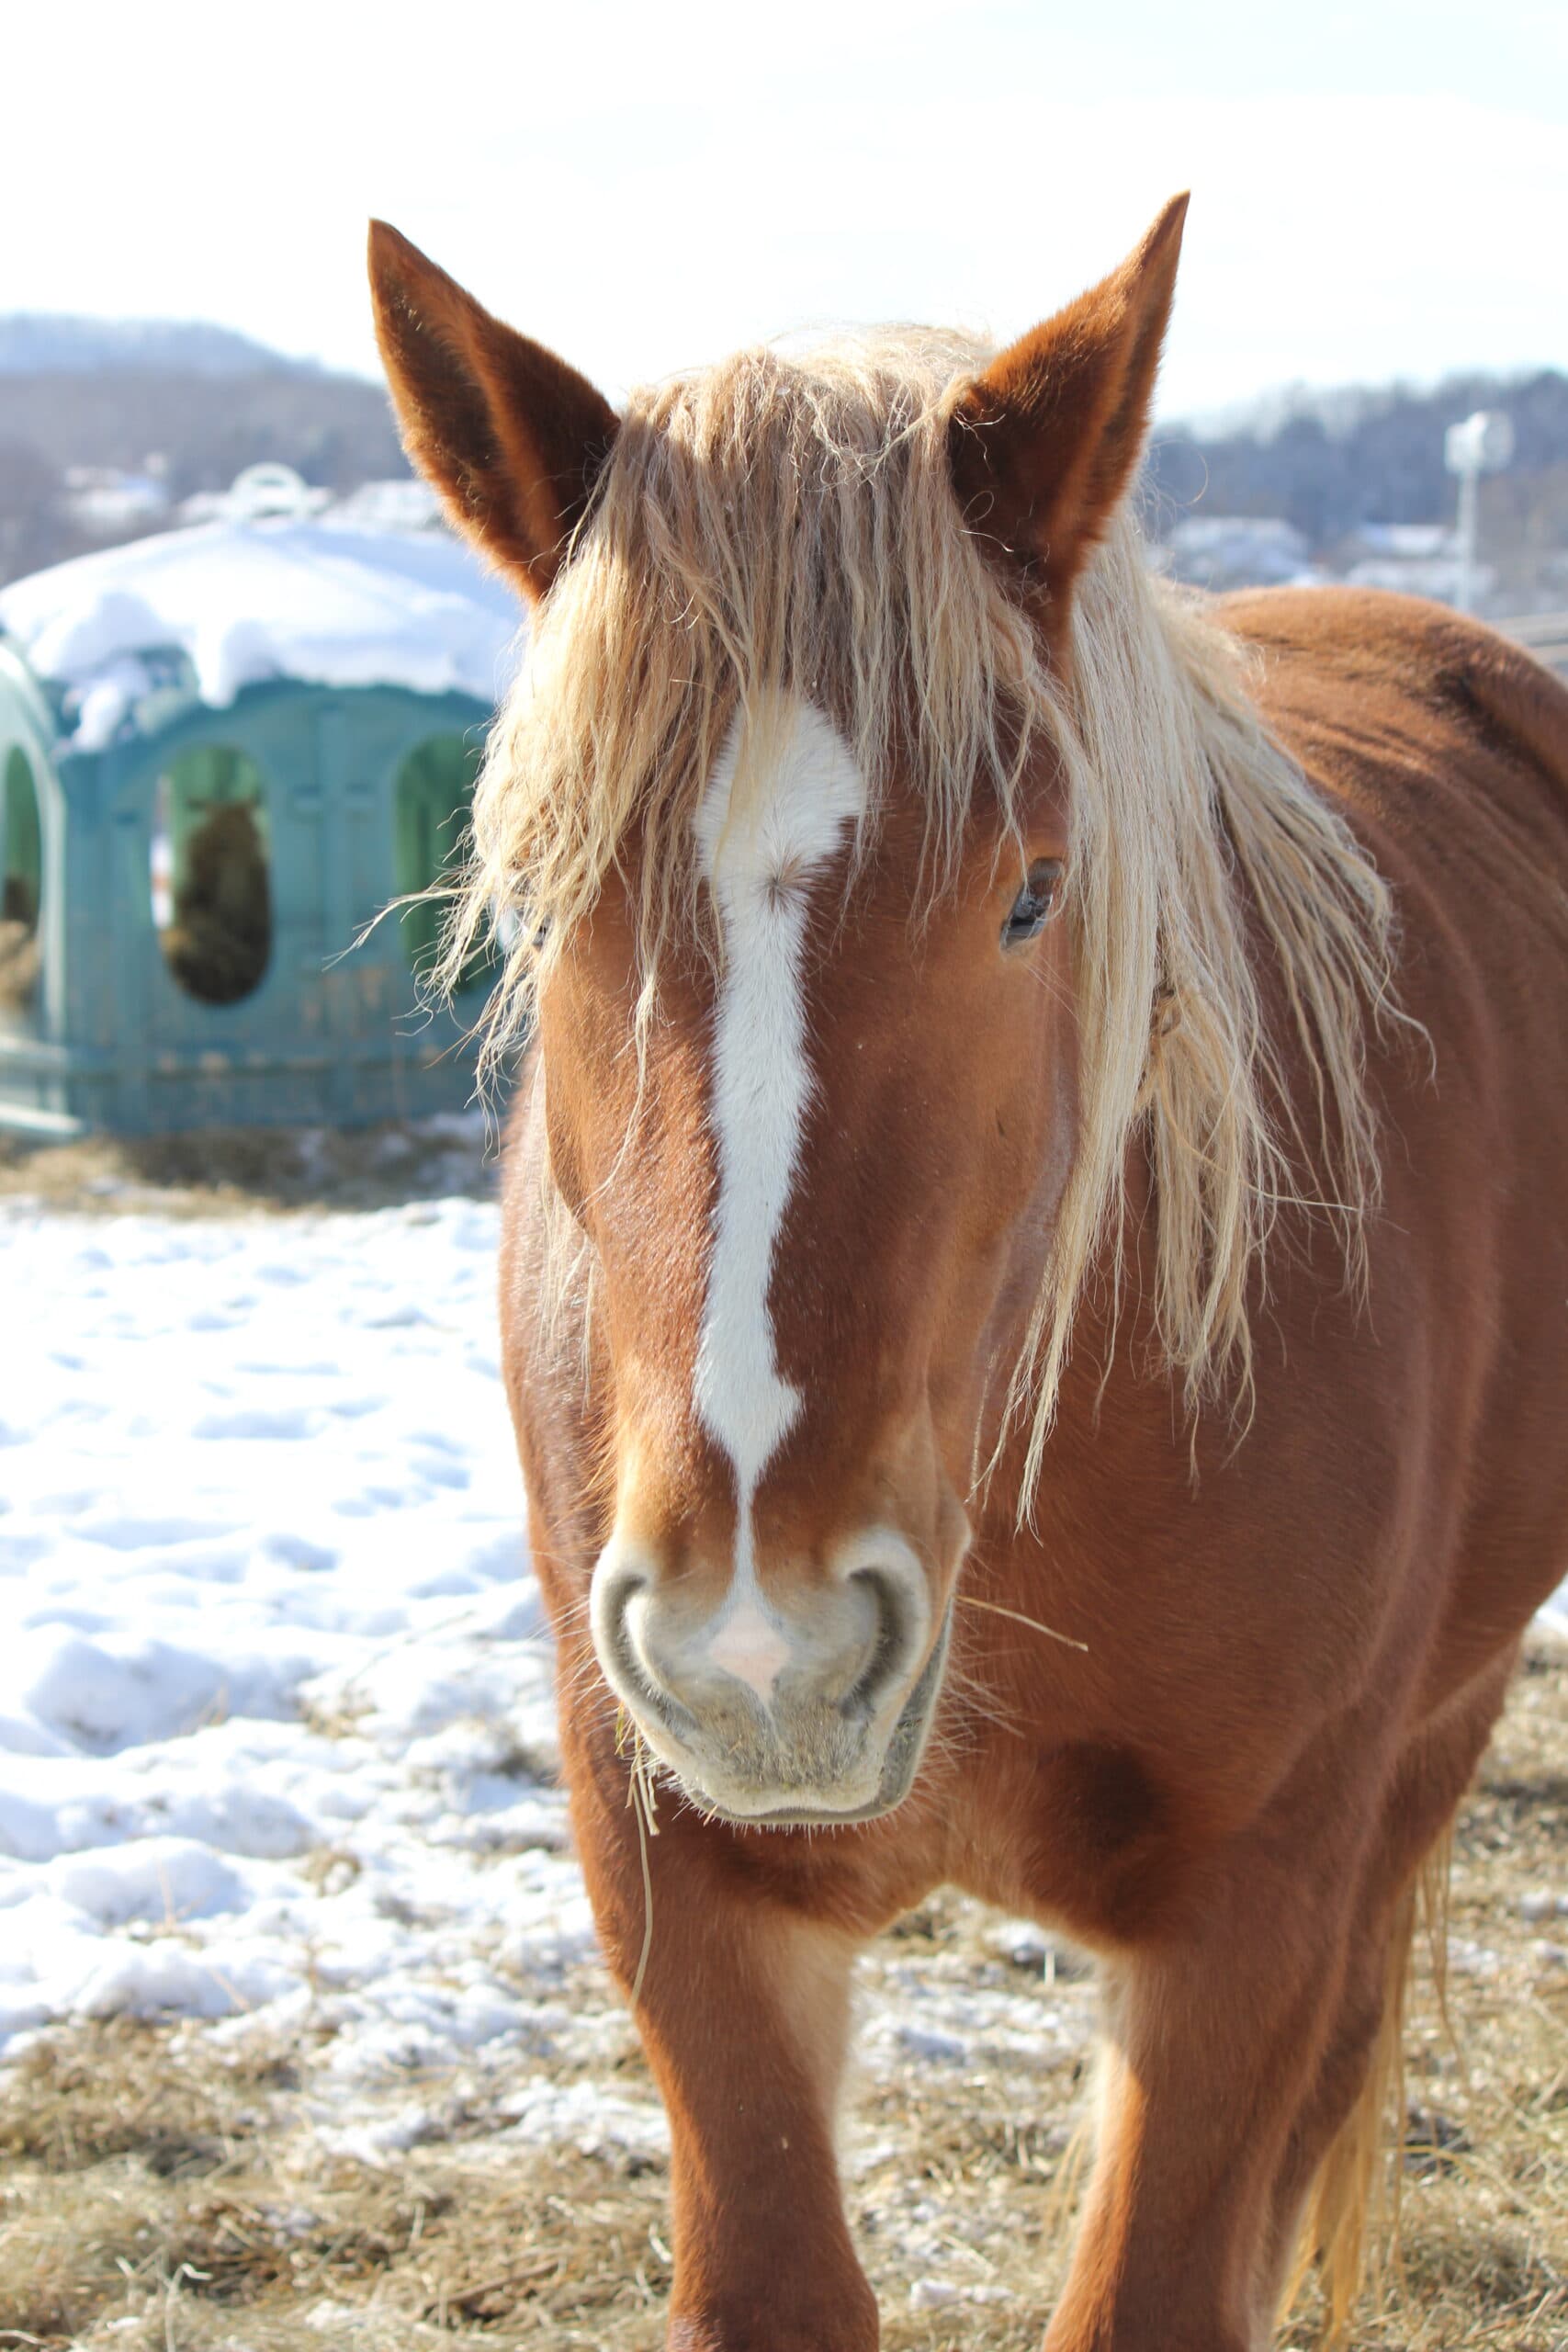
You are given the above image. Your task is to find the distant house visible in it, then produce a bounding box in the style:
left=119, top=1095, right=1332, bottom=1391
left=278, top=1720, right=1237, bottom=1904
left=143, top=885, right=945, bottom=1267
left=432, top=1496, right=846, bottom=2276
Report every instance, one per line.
left=63, top=464, right=173, bottom=539
left=0, top=513, right=520, bottom=1137
left=1161, top=516, right=1318, bottom=594
left=1334, top=523, right=1484, bottom=607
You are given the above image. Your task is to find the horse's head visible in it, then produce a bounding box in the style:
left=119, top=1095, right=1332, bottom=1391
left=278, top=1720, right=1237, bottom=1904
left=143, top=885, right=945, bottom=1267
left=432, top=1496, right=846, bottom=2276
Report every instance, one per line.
left=370, top=203, right=1187, bottom=1823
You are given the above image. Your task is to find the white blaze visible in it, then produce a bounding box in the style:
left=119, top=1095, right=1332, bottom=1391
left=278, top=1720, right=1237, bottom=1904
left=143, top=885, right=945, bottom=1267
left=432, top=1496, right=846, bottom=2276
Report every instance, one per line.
left=692, top=697, right=867, bottom=1624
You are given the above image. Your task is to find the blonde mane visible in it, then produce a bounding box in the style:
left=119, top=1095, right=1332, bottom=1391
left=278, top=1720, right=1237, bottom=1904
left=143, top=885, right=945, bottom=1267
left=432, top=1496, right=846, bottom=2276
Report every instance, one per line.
left=444, top=328, right=1395, bottom=1514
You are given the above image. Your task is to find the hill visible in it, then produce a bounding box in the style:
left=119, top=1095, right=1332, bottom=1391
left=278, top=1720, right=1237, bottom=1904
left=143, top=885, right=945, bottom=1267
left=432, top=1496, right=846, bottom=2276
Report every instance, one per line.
left=0, top=315, right=311, bottom=379
left=0, top=319, right=407, bottom=587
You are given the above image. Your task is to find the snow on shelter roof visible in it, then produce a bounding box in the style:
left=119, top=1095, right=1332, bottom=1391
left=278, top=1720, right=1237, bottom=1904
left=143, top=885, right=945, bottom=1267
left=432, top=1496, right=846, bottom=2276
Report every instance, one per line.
left=0, top=518, right=525, bottom=751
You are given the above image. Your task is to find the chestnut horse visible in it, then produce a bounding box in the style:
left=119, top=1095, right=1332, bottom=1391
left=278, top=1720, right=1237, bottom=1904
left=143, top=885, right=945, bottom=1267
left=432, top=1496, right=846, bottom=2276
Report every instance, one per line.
left=369, top=200, right=1568, bottom=2350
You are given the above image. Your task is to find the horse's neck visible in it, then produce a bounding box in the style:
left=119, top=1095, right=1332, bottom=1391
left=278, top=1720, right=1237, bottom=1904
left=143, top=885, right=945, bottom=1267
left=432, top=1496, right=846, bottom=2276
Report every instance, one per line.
left=973, top=1125, right=1166, bottom=1535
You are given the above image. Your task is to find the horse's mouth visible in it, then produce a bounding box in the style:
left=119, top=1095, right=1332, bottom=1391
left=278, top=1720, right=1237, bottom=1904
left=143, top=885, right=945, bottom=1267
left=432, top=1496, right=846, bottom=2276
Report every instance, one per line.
left=669, top=1601, right=953, bottom=1832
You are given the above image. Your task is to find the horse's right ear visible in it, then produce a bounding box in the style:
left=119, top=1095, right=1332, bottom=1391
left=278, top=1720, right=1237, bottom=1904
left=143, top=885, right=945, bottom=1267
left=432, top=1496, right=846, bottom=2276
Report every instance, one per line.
left=948, top=195, right=1188, bottom=609
left=367, top=221, right=618, bottom=601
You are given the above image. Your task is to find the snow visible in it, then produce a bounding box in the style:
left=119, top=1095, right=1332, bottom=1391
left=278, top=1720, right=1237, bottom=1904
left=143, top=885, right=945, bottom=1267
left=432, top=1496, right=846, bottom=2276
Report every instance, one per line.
left=1, top=1185, right=1562, bottom=2171
left=0, top=1193, right=613, bottom=2141
left=0, top=517, right=523, bottom=749
left=1537, top=1577, right=1568, bottom=1642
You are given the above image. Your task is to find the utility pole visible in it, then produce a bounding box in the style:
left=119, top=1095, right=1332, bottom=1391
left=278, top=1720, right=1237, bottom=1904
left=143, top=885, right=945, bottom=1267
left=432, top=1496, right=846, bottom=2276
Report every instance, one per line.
left=1444, top=410, right=1515, bottom=615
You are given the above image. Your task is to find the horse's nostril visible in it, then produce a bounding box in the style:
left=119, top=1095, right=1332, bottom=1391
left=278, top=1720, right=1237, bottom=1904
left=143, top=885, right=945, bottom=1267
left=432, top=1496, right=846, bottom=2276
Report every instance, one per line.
left=845, top=1566, right=914, bottom=1715
left=598, top=1573, right=648, bottom=1683
left=592, top=1560, right=694, bottom=1733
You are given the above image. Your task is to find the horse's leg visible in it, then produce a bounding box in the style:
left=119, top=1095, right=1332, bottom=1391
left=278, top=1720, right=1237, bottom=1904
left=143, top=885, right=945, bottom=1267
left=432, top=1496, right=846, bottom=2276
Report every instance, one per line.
left=570, top=1770, right=880, bottom=2352
left=1260, top=1655, right=1516, bottom=2327
left=1043, top=1778, right=1385, bottom=2352
left=1043, top=1655, right=1518, bottom=2352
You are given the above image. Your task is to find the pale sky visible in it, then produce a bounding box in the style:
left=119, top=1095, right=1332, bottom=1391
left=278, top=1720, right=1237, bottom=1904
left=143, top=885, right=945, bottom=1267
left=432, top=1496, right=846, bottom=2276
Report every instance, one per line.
left=6, top=0, right=1565, bottom=417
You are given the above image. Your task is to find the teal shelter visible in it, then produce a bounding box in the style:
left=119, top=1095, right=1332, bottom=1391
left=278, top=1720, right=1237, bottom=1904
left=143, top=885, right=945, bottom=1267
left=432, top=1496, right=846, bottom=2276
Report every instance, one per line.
left=0, top=517, right=520, bottom=1137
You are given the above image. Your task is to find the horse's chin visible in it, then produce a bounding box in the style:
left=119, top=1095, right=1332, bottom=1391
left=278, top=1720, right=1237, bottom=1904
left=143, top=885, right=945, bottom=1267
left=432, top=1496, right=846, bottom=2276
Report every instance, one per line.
left=654, top=1604, right=952, bottom=1833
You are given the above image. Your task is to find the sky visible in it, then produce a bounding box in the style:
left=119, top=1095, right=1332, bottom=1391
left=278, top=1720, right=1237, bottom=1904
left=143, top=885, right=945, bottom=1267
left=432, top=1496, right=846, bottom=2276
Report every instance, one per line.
left=5, top=0, right=1565, bottom=419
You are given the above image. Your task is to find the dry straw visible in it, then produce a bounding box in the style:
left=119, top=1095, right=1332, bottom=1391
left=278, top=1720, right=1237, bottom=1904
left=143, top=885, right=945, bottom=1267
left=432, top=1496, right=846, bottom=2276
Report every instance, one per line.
left=441, top=328, right=1396, bottom=1515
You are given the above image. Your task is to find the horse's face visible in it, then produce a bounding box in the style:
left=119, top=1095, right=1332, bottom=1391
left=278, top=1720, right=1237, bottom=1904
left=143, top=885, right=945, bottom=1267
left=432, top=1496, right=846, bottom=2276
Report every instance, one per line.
left=538, top=702, right=1075, bottom=1821
left=368, top=198, right=1186, bottom=1821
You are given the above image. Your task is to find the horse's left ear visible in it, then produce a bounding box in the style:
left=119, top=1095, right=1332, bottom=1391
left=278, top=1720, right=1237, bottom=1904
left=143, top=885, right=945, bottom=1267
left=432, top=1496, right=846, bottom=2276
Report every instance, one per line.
left=367, top=220, right=618, bottom=600
left=949, top=194, right=1189, bottom=604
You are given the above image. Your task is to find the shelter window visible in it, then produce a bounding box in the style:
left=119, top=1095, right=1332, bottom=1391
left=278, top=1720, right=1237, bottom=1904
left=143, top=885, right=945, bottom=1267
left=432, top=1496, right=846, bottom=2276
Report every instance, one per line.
left=0, top=747, right=43, bottom=1017
left=152, top=746, right=272, bottom=1006
left=394, top=734, right=487, bottom=989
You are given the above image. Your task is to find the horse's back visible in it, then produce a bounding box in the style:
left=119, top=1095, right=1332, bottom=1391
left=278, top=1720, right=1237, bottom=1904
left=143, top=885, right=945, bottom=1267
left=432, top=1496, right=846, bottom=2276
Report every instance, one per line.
left=1224, top=585, right=1568, bottom=1668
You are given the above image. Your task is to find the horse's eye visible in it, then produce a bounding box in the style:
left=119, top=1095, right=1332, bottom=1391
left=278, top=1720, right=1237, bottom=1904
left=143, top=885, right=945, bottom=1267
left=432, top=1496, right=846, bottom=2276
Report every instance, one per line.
left=1002, top=859, right=1064, bottom=949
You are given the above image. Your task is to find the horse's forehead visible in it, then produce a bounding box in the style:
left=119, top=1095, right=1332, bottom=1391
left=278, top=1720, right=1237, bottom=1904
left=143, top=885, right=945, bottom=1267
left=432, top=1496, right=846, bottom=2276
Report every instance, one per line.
left=693, top=701, right=868, bottom=894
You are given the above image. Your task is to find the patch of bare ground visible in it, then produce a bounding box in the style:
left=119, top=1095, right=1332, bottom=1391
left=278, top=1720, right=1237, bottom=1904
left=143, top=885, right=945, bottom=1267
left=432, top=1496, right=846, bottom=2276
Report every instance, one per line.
left=1, top=1643, right=1562, bottom=2351
left=0, top=1114, right=500, bottom=1220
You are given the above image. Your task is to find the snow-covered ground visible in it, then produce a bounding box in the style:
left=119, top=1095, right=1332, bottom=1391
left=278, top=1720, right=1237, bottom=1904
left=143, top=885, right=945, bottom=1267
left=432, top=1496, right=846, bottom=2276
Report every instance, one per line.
left=2, top=1189, right=1563, bottom=2179
left=0, top=1194, right=663, bottom=2158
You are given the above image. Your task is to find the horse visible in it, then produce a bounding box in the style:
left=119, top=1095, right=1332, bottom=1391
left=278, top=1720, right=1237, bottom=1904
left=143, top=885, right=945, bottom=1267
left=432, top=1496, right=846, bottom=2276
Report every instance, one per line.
left=367, top=198, right=1568, bottom=2351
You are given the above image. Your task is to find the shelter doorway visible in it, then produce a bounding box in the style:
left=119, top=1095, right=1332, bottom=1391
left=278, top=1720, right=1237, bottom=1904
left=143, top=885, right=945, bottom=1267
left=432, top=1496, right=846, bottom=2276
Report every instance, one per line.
left=152, top=745, right=273, bottom=1007
left=0, top=747, right=43, bottom=1022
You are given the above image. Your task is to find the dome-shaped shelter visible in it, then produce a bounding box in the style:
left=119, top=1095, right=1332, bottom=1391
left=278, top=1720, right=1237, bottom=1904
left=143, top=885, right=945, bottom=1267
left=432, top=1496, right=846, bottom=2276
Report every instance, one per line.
left=0, top=516, right=519, bottom=1136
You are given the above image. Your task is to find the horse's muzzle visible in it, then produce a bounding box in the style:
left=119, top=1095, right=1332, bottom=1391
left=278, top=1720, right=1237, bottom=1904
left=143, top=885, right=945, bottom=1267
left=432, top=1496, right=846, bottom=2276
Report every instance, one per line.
left=589, top=1531, right=949, bottom=1826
